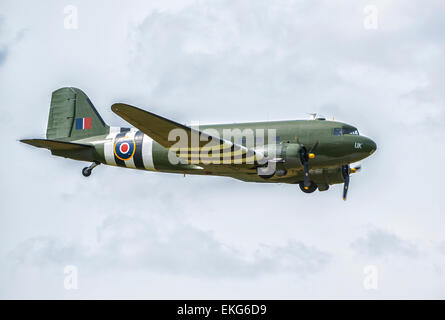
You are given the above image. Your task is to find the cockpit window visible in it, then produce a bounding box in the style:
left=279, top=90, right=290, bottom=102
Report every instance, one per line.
left=333, top=127, right=360, bottom=136
left=342, top=127, right=359, bottom=135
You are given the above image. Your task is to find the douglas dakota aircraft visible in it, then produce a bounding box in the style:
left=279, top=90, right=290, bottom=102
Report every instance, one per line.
left=21, top=87, right=377, bottom=200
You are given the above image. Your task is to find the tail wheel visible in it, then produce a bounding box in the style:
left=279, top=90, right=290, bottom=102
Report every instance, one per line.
left=81, top=161, right=100, bottom=177
left=82, top=167, right=92, bottom=177
left=299, top=181, right=317, bottom=193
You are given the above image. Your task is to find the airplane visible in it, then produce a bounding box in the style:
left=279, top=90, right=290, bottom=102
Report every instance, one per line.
left=20, top=87, right=377, bottom=200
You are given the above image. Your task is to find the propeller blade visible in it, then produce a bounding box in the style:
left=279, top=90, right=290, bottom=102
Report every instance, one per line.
left=309, top=141, right=319, bottom=153
left=343, top=174, right=350, bottom=200
left=299, top=148, right=311, bottom=188
left=341, top=165, right=351, bottom=201
left=303, top=160, right=310, bottom=188
left=300, top=143, right=319, bottom=189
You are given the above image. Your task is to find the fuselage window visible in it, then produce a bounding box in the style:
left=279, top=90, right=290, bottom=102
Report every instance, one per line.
left=333, top=128, right=342, bottom=136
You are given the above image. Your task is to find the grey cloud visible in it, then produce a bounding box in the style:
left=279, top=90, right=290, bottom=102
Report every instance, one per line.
left=0, top=15, right=26, bottom=68
left=9, top=215, right=330, bottom=278
left=128, top=1, right=348, bottom=119
left=0, top=16, right=7, bottom=66
left=0, top=46, right=7, bottom=66
left=438, top=242, right=445, bottom=256
left=9, top=237, right=85, bottom=267
left=351, top=227, right=419, bottom=258
left=252, top=242, right=330, bottom=275
left=128, top=0, right=445, bottom=131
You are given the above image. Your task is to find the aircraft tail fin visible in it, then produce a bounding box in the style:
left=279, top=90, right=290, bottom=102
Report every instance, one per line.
left=46, top=87, right=109, bottom=141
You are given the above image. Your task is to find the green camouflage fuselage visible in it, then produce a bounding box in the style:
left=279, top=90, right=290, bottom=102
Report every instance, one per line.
left=70, top=119, right=376, bottom=188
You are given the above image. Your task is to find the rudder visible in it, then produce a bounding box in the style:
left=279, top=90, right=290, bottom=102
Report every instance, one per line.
left=46, top=87, right=108, bottom=141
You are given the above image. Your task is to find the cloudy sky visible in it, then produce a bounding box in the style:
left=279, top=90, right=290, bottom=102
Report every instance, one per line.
left=1, top=0, right=445, bottom=299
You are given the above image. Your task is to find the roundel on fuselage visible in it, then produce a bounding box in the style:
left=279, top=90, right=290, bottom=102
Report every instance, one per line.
left=114, top=137, right=136, bottom=161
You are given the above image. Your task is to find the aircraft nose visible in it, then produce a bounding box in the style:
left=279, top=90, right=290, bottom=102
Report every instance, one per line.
left=363, top=137, right=377, bottom=156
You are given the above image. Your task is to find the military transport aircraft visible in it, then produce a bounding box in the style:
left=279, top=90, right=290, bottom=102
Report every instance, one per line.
left=20, top=87, right=376, bottom=200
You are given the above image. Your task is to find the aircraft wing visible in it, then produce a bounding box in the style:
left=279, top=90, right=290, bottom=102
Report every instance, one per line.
left=111, top=103, right=260, bottom=165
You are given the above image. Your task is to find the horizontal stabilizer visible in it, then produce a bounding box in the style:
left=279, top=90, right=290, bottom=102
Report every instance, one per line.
left=20, top=139, right=93, bottom=151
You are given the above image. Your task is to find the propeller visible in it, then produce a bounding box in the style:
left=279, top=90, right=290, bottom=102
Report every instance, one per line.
left=341, top=165, right=350, bottom=200
left=341, top=163, right=361, bottom=200
left=299, top=142, right=319, bottom=189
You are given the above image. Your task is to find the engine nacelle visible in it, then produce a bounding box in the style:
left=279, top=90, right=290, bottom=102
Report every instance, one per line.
left=256, top=143, right=303, bottom=178
left=309, top=167, right=345, bottom=190
left=256, top=143, right=346, bottom=186
left=280, top=143, right=302, bottom=169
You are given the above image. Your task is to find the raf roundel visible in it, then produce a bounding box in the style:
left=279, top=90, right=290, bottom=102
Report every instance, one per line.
left=114, top=137, right=136, bottom=161
left=120, top=143, right=129, bottom=153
